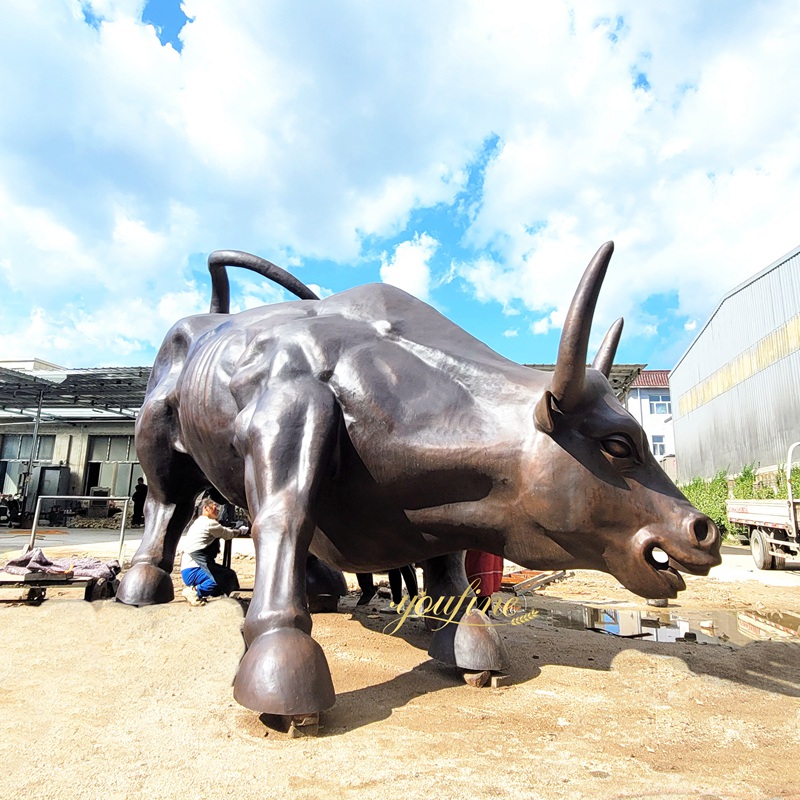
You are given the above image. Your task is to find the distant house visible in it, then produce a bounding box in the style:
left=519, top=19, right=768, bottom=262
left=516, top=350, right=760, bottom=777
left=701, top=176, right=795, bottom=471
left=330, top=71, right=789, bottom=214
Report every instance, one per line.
left=624, top=370, right=675, bottom=478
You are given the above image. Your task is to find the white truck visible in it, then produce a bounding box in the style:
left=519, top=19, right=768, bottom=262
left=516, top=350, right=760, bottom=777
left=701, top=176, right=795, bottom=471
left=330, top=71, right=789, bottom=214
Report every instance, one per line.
left=725, top=442, right=800, bottom=570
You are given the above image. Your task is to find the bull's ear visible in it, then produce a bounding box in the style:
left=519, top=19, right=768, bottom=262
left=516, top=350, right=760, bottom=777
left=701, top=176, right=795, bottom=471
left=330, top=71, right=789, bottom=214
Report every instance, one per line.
left=534, top=390, right=556, bottom=434
left=591, top=317, right=624, bottom=378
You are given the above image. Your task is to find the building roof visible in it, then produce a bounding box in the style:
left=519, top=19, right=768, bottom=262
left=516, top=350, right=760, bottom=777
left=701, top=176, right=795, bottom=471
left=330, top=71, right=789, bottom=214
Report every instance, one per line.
left=0, top=365, right=151, bottom=422
left=671, top=242, right=800, bottom=374
left=0, top=358, right=64, bottom=372
left=0, top=359, right=643, bottom=423
left=630, top=369, right=670, bottom=388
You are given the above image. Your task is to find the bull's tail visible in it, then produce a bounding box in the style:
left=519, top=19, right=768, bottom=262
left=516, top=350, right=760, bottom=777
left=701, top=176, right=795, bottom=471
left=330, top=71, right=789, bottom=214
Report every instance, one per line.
left=207, top=250, right=320, bottom=313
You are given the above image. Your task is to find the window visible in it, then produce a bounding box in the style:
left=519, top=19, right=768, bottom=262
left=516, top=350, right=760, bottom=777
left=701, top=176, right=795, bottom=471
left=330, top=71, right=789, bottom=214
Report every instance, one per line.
left=0, top=435, right=19, bottom=460
left=652, top=435, right=665, bottom=457
left=0, top=434, right=56, bottom=495
left=85, top=435, right=142, bottom=497
left=648, top=393, right=671, bottom=415
left=39, top=437, right=55, bottom=460
left=1, top=434, right=55, bottom=461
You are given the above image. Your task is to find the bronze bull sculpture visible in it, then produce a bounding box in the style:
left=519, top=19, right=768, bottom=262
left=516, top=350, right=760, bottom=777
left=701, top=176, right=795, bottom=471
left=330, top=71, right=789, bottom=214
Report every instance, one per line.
left=117, top=241, right=721, bottom=719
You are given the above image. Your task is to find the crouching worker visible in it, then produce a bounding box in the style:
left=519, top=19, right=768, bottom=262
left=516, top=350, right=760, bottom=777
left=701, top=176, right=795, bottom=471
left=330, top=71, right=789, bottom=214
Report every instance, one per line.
left=180, top=498, right=242, bottom=605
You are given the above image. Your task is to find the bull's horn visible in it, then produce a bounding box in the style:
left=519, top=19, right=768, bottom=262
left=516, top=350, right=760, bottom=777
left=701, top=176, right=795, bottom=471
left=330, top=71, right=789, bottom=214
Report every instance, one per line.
left=591, top=317, right=623, bottom=378
left=548, top=241, right=614, bottom=412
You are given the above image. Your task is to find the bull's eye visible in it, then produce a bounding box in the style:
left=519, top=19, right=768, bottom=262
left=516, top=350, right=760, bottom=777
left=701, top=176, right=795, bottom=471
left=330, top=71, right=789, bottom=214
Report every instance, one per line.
left=601, top=436, right=634, bottom=459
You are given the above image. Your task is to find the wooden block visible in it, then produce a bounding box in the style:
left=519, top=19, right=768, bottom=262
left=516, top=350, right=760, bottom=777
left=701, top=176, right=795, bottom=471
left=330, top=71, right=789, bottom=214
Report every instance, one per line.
left=463, top=670, right=491, bottom=688
left=288, top=713, right=320, bottom=738
left=23, top=572, right=73, bottom=582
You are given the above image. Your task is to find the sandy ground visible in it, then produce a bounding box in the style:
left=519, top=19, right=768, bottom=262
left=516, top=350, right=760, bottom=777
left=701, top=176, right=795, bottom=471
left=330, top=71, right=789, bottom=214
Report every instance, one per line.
left=1, top=537, right=799, bottom=800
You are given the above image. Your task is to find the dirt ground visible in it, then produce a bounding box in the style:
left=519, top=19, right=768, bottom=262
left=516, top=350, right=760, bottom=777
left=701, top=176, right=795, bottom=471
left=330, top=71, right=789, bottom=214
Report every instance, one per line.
left=1, top=547, right=799, bottom=800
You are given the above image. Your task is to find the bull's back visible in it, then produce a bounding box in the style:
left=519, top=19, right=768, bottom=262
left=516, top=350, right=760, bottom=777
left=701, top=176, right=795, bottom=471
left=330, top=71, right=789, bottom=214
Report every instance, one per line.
left=140, top=284, right=541, bottom=500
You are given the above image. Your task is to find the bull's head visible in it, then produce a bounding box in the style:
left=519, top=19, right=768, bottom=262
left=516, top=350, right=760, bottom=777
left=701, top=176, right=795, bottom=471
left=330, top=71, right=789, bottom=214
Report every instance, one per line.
left=523, top=241, right=721, bottom=598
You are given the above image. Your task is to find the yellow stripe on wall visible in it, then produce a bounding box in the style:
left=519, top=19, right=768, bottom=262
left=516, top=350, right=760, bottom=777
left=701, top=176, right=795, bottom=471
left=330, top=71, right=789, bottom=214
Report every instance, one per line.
left=678, top=313, right=800, bottom=417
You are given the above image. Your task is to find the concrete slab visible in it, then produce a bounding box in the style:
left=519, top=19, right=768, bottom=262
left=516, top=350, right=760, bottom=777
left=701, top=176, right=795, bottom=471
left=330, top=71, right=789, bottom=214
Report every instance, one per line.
left=702, top=543, right=800, bottom=588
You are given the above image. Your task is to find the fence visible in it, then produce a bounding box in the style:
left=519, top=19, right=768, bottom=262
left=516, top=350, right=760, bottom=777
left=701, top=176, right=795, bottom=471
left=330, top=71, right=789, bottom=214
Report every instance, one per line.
left=26, top=495, right=132, bottom=563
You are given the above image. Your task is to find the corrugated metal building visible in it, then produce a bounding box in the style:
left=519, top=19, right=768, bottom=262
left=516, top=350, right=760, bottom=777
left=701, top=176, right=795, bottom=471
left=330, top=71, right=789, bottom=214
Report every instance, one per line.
left=670, top=244, right=800, bottom=482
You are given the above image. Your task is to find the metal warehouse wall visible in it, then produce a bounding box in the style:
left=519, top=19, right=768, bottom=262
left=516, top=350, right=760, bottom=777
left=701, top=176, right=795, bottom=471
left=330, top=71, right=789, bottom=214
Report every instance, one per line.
left=670, top=244, right=800, bottom=482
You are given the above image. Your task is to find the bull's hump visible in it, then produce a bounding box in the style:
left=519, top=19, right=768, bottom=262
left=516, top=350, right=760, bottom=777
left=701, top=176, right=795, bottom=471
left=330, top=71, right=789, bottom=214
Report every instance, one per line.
left=321, top=284, right=508, bottom=361
left=321, top=283, right=440, bottom=330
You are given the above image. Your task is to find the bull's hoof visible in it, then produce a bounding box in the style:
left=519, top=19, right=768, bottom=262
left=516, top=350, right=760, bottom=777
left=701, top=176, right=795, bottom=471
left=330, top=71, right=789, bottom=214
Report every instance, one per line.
left=305, top=556, right=348, bottom=598
left=308, top=594, right=340, bottom=614
left=233, top=628, right=335, bottom=716
left=428, top=608, right=509, bottom=671
left=115, top=563, right=174, bottom=606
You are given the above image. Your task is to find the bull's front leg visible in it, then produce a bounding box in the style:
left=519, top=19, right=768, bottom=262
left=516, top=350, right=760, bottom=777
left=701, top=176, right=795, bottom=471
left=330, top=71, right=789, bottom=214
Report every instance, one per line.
left=233, top=381, right=338, bottom=717
left=423, top=553, right=509, bottom=672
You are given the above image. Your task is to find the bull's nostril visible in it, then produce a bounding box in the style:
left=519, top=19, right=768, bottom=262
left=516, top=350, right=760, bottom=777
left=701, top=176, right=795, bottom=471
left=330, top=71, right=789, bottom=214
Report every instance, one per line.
left=693, top=518, right=710, bottom=543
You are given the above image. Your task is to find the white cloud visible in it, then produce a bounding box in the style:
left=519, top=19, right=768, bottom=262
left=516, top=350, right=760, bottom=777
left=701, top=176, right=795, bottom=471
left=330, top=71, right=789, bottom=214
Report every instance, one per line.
left=307, top=284, right=335, bottom=300
left=0, top=285, right=207, bottom=367
left=502, top=328, right=518, bottom=338
left=453, top=1, right=800, bottom=339
left=1, top=0, right=799, bottom=368
left=380, top=233, right=439, bottom=301
left=531, top=309, right=568, bottom=337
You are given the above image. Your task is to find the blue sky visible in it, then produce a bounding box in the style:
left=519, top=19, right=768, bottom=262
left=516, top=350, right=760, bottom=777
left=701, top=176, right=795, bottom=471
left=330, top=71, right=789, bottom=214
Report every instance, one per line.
left=2, top=0, right=799, bottom=370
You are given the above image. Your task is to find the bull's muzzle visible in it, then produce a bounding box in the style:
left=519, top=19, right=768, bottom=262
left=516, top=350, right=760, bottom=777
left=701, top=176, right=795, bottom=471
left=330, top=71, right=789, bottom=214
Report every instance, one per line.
left=651, top=512, right=722, bottom=590
left=611, top=511, right=722, bottom=599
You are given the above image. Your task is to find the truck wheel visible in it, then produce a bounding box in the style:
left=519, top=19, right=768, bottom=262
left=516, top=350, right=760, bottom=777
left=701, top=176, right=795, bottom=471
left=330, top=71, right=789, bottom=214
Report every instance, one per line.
left=750, top=529, right=774, bottom=570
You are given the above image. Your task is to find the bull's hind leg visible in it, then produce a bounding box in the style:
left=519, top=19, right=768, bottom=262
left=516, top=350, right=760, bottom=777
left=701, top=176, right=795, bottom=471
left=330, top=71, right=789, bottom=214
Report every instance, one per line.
left=117, top=403, right=208, bottom=606
left=233, top=380, right=338, bottom=716
left=424, top=553, right=509, bottom=672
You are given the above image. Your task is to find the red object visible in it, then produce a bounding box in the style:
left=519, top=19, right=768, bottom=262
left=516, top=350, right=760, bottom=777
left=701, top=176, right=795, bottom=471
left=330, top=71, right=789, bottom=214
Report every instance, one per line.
left=465, top=551, right=503, bottom=597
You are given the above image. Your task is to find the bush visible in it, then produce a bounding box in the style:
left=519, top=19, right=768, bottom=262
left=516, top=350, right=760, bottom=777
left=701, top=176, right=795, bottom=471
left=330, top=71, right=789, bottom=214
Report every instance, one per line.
left=680, top=470, right=729, bottom=533
left=731, top=463, right=777, bottom=500
left=681, top=462, right=797, bottom=541
left=774, top=465, right=800, bottom=500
